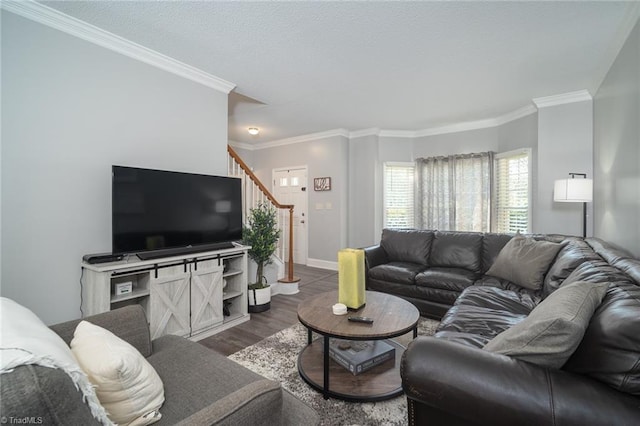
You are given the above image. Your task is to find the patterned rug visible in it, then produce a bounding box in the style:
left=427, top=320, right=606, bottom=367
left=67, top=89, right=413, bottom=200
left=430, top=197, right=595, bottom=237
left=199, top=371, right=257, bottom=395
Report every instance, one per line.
left=229, top=318, right=439, bottom=426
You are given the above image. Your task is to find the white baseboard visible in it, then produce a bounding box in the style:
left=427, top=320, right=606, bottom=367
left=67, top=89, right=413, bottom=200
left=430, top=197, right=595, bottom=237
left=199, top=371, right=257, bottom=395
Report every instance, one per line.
left=306, top=258, right=338, bottom=271
left=272, top=281, right=299, bottom=295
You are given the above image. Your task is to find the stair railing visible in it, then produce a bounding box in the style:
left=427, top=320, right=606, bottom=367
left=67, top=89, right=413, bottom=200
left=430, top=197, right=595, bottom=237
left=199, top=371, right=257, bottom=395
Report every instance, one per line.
left=227, top=145, right=300, bottom=283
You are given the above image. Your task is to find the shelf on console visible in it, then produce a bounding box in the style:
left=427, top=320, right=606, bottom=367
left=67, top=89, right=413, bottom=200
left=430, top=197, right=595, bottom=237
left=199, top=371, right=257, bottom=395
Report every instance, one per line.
left=110, top=288, right=150, bottom=304
left=222, top=290, right=243, bottom=301
left=223, top=269, right=243, bottom=278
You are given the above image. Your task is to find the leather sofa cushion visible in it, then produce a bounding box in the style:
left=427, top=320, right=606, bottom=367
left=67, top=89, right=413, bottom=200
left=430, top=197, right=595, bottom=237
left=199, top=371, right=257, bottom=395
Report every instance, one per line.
left=381, top=229, right=433, bottom=265
left=485, top=235, right=564, bottom=291
left=412, top=286, right=461, bottom=305
left=481, top=233, right=512, bottom=273
left=435, top=286, right=532, bottom=348
left=564, top=263, right=640, bottom=396
left=484, top=280, right=609, bottom=369
left=542, top=238, right=601, bottom=298
left=429, top=231, right=483, bottom=273
left=367, top=279, right=420, bottom=299
left=369, top=262, right=425, bottom=285
left=474, top=276, right=542, bottom=306
left=415, top=267, right=476, bottom=292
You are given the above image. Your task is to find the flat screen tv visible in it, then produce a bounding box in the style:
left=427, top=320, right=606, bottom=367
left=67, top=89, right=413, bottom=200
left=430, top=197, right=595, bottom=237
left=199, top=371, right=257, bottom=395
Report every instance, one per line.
left=112, top=165, right=243, bottom=259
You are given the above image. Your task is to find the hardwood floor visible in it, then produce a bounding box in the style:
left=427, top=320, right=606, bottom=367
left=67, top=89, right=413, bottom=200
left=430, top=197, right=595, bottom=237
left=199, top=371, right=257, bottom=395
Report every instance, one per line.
left=199, top=264, right=338, bottom=356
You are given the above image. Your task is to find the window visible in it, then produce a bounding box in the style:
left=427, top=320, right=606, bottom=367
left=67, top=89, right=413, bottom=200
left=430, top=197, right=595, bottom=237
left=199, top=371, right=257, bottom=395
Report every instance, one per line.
left=415, top=152, right=492, bottom=232
left=493, top=149, right=531, bottom=233
left=383, top=163, right=415, bottom=229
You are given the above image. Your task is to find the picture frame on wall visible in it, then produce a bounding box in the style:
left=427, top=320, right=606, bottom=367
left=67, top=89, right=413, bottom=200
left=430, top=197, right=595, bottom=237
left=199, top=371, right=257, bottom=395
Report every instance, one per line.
left=314, top=177, right=331, bottom=191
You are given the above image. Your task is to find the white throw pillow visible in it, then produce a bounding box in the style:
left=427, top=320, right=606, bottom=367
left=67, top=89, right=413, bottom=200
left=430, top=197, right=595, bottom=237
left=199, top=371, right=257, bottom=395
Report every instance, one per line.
left=71, top=320, right=164, bottom=426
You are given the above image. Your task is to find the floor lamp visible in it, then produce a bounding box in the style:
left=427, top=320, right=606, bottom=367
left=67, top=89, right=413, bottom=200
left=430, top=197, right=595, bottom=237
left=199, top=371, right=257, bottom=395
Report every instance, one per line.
left=553, top=173, right=593, bottom=238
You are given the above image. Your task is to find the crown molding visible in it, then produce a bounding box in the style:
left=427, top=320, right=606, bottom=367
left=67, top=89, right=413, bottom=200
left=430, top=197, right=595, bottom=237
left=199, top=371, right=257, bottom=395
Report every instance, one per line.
left=249, top=129, right=350, bottom=150
left=379, top=130, right=417, bottom=138
left=228, top=140, right=254, bottom=151
left=2, top=0, right=236, bottom=94
left=532, top=90, right=592, bottom=109
left=349, top=128, right=380, bottom=139
left=242, top=103, right=538, bottom=149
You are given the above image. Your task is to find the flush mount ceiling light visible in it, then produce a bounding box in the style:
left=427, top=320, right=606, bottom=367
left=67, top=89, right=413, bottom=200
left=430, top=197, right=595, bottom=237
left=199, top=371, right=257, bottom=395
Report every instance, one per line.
left=248, top=127, right=259, bottom=135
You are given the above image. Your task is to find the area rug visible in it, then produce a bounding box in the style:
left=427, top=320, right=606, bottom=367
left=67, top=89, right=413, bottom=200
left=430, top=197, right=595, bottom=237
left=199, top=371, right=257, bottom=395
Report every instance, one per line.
left=229, top=318, right=439, bottom=426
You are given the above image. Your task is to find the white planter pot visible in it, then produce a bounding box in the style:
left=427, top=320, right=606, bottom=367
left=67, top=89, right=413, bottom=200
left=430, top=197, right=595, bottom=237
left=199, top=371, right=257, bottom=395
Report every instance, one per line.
left=248, top=286, right=271, bottom=313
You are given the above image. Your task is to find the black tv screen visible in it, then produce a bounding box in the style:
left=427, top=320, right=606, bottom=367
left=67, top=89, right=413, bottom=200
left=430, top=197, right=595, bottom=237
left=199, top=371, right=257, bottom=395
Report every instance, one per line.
left=112, top=166, right=242, bottom=258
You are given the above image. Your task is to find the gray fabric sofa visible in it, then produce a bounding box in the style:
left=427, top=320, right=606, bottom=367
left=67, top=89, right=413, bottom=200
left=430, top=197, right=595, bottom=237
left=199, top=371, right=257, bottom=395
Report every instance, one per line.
left=0, top=305, right=319, bottom=425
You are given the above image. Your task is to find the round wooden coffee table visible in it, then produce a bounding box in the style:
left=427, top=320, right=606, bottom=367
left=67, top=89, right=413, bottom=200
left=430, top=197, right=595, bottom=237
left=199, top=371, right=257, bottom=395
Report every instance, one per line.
left=297, top=290, right=420, bottom=401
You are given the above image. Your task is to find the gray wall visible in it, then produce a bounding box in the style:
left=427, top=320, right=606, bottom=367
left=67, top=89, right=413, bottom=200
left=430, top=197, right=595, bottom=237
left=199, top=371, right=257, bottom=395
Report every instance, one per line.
left=249, top=136, right=349, bottom=265
left=1, top=13, right=229, bottom=324
left=593, top=18, right=640, bottom=257
left=348, top=135, right=378, bottom=248
left=535, top=100, right=593, bottom=237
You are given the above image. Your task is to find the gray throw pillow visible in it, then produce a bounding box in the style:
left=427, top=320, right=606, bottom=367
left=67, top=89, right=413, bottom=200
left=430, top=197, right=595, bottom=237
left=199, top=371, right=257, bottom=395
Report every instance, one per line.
left=485, top=235, right=563, bottom=290
left=483, top=280, right=609, bottom=368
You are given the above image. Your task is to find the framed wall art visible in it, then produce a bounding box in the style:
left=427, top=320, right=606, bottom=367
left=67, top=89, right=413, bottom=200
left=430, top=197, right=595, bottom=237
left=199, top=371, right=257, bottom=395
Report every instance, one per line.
left=314, top=177, right=331, bottom=191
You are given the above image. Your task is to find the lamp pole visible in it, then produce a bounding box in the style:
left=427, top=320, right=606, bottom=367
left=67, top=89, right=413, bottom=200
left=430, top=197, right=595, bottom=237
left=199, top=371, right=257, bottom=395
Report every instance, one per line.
left=568, top=173, right=588, bottom=238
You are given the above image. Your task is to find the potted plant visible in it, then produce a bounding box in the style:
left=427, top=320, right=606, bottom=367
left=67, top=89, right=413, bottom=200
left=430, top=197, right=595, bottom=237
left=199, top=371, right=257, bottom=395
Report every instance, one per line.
left=243, top=202, right=281, bottom=313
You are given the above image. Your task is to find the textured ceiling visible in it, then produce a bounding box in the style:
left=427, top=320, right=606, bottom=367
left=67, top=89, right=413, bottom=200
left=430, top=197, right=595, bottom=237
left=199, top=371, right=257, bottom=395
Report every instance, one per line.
left=40, top=1, right=639, bottom=145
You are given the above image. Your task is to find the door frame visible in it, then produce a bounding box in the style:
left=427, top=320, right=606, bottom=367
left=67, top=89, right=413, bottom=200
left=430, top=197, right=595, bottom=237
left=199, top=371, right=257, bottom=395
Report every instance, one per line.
left=272, top=165, right=309, bottom=265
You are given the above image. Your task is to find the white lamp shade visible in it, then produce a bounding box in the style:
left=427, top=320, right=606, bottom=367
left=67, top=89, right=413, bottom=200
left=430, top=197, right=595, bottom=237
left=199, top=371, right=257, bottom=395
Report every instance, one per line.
left=554, top=178, right=593, bottom=202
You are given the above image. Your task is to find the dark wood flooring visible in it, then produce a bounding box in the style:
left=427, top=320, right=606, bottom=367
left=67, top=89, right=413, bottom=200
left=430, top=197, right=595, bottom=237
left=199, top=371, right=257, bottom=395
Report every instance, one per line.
left=199, top=264, right=338, bottom=356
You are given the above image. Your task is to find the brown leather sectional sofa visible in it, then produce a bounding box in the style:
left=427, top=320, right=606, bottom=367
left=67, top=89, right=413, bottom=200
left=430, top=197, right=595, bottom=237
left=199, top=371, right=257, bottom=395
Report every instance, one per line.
left=364, top=229, right=640, bottom=425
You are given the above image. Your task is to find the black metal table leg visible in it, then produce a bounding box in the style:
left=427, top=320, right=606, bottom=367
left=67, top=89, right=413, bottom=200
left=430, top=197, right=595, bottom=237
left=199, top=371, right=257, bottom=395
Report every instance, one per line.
left=413, top=325, right=418, bottom=339
left=323, top=335, right=330, bottom=399
left=307, top=328, right=312, bottom=345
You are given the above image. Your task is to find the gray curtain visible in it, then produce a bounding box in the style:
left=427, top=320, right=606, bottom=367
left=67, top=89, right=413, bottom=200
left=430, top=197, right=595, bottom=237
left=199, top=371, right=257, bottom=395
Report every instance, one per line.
left=415, top=152, right=493, bottom=231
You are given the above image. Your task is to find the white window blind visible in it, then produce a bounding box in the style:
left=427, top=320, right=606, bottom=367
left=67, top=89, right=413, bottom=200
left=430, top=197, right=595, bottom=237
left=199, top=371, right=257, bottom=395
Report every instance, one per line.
left=493, top=149, right=531, bottom=233
left=383, top=163, right=415, bottom=229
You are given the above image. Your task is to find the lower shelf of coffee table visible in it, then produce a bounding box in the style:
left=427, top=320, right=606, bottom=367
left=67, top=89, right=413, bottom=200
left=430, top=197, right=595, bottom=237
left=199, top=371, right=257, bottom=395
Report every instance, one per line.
left=297, top=338, right=405, bottom=402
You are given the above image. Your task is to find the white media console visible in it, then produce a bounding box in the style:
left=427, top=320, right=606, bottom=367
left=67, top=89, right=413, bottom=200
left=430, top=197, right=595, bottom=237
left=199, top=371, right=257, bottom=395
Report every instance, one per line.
left=81, top=244, right=250, bottom=341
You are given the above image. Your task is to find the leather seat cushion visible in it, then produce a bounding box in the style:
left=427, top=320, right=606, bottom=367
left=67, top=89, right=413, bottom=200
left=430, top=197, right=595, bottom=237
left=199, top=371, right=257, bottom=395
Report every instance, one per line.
left=415, top=267, right=476, bottom=292
left=434, top=286, right=534, bottom=348
left=474, top=276, right=541, bottom=309
left=411, top=286, right=460, bottom=305
left=368, top=262, right=425, bottom=285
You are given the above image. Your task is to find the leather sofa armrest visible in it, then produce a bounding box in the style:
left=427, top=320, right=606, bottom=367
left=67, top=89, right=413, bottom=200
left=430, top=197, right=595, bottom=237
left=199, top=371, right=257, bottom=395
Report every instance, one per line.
left=364, top=244, right=388, bottom=270
left=50, top=305, right=152, bottom=357
left=401, top=337, right=640, bottom=426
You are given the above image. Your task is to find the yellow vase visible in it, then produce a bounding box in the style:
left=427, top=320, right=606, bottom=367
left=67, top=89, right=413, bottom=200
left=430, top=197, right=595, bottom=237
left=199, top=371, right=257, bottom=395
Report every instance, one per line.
left=338, top=248, right=366, bottom=310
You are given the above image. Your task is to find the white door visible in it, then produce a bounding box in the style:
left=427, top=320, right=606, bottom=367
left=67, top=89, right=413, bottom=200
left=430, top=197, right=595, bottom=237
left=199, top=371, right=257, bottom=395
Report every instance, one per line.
left=273, top=168, right=308, bottom=265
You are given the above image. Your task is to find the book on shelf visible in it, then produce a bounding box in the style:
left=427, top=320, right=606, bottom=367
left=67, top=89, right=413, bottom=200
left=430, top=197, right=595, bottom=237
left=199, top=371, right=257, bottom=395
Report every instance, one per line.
left=328, top=339, right=395, bottom=376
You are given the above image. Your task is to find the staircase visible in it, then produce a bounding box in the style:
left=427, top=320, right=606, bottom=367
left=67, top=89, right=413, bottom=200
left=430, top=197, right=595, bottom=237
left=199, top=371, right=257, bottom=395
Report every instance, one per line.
left=227, top=145, right=300, bottom=290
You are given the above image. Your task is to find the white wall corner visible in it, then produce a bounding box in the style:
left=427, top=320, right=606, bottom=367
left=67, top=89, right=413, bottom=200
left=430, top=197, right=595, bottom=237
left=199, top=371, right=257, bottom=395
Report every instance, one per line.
left=2, top=0, right=236, bottom=94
